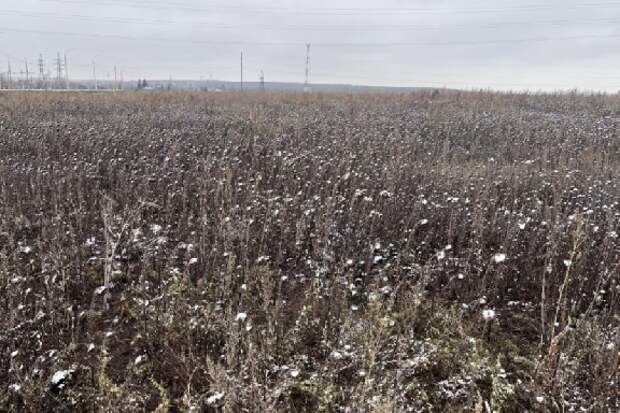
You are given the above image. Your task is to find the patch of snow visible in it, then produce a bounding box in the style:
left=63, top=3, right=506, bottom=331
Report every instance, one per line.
left=256, top=255, right=270, bottom=264
left=94, top=286, right=107, bottom=295
left=206, top=391, right=224, bottom=405
left=482, top=309, right=496, bottom=321
left=50, top=369, right=74, bottom=388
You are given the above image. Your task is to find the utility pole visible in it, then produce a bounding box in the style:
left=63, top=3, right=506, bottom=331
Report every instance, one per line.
left=38, top=54, right=45, bottom=89
left=7, top=59, right=12, bottom=89
left=24, top=59, right=30, bottom=89
left=114, top=65, right=118, bottom=90
left=260, top=70, right=265, bottom=91
left=240, top=52, right=243, bottom=91
left=304, top=43, right=311, bottom=92
left=64, top=53, right=69, bottom=88
left=92, top=61, right=98, bottom=90
left=55, top=52, right=63, bottom=88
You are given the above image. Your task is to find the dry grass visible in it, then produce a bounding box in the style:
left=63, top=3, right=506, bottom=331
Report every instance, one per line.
left=0, top=90, right=618, bottom=412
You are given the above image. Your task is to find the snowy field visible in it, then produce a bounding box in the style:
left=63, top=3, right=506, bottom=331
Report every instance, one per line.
left=0, top=91, right=618, bottom=411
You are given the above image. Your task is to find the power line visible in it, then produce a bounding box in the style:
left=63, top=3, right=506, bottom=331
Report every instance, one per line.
left=35, top=0, right=620, bottom=15
left=6, top=9, right=620, bottom=31
left=4, top=26, right=620, bottom=48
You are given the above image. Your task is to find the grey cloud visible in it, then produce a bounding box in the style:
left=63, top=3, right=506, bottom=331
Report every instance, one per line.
left=2, top=0, right=620, bottom=91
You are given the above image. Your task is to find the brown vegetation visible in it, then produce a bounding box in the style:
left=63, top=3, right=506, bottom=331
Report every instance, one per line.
left=0, top=90, right=618, bottom=412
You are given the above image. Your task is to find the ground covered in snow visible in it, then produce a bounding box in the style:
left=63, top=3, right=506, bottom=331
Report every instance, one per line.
left=0, top=91, right=619, bottom=411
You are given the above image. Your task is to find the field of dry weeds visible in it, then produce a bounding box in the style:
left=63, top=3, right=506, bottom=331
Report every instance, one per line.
left=0, top=91, right=618, bottom=412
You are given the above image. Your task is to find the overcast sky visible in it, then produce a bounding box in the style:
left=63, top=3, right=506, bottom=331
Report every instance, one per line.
left=2, top=0, right=620, bottom=91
